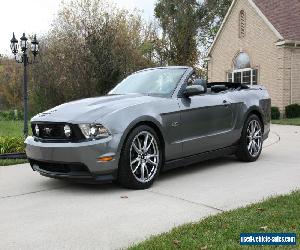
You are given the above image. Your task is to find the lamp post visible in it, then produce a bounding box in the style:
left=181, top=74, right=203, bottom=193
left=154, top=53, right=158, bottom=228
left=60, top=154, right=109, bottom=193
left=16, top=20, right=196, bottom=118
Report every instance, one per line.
left=10, top=32, right=39, bottom=137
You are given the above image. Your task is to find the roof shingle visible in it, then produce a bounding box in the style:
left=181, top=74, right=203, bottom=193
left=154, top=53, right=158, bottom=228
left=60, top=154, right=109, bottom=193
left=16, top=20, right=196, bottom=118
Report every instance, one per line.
left=254, top=0, right=300, bottom=41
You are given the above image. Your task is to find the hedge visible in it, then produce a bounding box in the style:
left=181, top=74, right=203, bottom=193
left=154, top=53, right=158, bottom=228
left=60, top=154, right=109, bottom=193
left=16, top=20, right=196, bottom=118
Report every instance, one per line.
left=271, top=107, right=280, bottom=120
left=285, top=104, right=300, bottom=118
left=0, top=136, right=25, bottom=154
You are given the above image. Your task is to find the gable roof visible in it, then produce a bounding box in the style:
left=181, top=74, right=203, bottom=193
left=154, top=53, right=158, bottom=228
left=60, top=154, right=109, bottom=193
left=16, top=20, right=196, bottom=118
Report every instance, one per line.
left=207, top=0, right=300, bottom=57
left=253, top=0, right=300, bottom=41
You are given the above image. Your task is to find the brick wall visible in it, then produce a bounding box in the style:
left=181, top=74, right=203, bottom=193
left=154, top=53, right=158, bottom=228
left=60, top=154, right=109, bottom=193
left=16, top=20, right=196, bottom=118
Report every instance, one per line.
left=291, top=48, right=300, bottom=104
left=208, top=0, right=286, bottom=111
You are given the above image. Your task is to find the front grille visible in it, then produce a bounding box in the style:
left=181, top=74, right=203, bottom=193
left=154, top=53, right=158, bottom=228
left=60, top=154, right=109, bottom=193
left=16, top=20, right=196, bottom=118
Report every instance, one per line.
left=29, top=159, right=90, bottom=175
left=31, top=123, right=84, bottom=142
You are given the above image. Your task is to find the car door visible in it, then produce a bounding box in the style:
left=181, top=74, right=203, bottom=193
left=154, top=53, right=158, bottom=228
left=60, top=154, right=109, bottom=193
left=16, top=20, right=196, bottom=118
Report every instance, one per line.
left=178, top=91, right=235, bottom=157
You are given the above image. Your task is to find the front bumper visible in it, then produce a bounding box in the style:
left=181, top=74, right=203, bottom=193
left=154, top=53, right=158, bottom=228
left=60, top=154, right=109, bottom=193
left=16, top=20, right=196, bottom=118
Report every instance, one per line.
left=25, top=135, right=122, bottom=182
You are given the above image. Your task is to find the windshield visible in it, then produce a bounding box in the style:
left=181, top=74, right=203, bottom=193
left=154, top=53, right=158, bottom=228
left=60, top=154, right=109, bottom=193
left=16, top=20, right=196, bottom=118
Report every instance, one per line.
left=109, top=68, right=187, bottom=96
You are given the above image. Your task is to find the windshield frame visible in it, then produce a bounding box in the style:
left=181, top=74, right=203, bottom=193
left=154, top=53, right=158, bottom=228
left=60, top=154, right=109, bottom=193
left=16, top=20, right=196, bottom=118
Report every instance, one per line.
left=109, top=67, right=189, bottom=98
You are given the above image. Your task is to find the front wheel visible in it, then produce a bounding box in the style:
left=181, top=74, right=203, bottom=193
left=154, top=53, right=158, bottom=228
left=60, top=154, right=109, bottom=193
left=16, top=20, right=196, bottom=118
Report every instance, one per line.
left=236, top=114, right=263, bottom=162
left=118, top=125, right=162, bottom=189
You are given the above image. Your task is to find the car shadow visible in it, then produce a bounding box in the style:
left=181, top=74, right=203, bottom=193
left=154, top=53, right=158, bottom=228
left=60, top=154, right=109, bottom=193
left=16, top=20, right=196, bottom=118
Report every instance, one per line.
left=46, top=155, right=241, bottom=194
left=159, top=155, right=238, bottom=180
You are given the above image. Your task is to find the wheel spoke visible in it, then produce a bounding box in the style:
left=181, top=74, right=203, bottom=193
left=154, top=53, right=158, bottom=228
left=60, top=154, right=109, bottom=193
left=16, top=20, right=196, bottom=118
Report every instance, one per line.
left=131, top=157, right=139, bottom=165
left=143, top=134, right=149, bottom=150
left=253, top=141, right=258, bottom=152
left=133, top=140, right=142, bottom=154
left=146, top=138, right=154, bottom=151
left=248, top=140, right=253, bottom=151
left=137, top=136, right=142, bottom=150
left=146, top=158, right=158, bottom=166
left=251, top=142, right=255, bottom=154
left=146, top=154, right=158, bottom=159
left=254, top=130, right=261, bottom=137
left=144, top=164, right=149, bottom=179
left=132, top=161, right=141, bottom=173
left=140, top=163, right=145, bottom=181
left=130, top=131, right=159, bottom=183
left=246, top=120, right=263, bottom=157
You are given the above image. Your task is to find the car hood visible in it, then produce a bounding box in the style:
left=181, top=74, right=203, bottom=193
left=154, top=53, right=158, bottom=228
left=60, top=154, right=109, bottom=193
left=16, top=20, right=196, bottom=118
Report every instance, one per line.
left=31, top=94, right=162, bottom=123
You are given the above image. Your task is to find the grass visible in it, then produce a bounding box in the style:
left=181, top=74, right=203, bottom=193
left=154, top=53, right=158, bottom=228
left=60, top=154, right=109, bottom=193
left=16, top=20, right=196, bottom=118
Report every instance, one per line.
left=130, top=191, right=300, bottom=250
left=0, top=120, right=28, bottom=137
left=0, top=159, right=28, bottom=166
left=272, top=118, right=300, bottom=126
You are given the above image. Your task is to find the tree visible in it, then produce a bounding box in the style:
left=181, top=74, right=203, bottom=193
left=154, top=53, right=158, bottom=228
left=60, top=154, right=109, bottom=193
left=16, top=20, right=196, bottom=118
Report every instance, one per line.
left=30, top=0, right=158, bottom=114
left=155, top=0, right=201, bottom=66
left=199, top=0, right=233, bottom=53
left=0, top=57, right=23, bottom=110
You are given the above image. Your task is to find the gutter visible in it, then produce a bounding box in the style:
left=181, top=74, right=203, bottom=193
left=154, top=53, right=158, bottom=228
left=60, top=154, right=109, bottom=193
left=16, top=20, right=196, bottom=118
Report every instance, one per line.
left=275, top=40, right=300, bottom=47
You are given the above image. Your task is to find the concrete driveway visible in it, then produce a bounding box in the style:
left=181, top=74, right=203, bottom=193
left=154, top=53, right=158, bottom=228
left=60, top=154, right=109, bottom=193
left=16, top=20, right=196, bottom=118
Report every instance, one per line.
left=0, top=124, right=299, bottom=250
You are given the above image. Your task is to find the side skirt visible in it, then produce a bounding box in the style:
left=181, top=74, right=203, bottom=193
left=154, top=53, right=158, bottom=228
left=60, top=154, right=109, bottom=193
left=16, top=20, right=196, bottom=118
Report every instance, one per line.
left=163, top=145, right=238, bottom=171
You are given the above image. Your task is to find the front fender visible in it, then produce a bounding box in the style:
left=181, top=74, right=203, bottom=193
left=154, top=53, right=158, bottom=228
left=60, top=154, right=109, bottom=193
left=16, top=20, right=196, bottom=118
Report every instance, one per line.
left=116, top=115, right=164, bottom=157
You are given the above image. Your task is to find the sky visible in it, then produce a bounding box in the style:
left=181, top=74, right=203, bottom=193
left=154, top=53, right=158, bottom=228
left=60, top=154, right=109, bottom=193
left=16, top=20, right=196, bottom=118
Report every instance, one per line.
left=0, top=0, right=156, bottom=55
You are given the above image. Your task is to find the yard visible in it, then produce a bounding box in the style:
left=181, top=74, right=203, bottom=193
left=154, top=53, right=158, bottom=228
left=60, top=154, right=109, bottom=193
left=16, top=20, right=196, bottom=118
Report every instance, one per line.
left=130, top=191, right=300, bottom=250
left=0, top=120, right=28, bottom=166
left=0, top=120, right=27, bottom=136
left=272, top=118, right=300, bottom=126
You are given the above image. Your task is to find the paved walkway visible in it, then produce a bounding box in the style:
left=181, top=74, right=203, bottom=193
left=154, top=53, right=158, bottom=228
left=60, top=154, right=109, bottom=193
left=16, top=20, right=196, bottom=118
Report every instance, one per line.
left=0, top=125, right=299, bottom=250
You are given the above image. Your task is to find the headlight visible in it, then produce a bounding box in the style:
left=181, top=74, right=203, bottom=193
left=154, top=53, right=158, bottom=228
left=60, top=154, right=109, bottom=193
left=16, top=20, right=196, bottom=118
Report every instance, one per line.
left=35, top=124, right=40, bottom=136
left=78, top=124, right=110, bottom=139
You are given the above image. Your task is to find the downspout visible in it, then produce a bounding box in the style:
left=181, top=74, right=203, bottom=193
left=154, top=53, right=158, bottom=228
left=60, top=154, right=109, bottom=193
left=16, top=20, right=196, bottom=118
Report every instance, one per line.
left=290, top=47, right=294, bottom=105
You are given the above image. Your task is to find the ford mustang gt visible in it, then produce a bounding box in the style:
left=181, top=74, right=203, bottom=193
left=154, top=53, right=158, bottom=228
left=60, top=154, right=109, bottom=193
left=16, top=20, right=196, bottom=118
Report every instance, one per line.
left=26, top=66, right=271, bottom=189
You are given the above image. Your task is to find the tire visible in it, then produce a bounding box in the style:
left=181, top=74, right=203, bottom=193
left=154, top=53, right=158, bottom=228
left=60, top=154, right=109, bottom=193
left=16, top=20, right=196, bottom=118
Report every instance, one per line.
left=236, top=114, right=263, bottom=162
left=118, top=125, right=163, bottom=189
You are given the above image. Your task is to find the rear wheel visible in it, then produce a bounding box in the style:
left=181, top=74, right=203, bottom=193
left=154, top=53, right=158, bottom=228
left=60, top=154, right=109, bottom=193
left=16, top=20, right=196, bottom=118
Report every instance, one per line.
left=118, top=125, right=162, bottom=189
left=236, top=114, right=263, bottom=162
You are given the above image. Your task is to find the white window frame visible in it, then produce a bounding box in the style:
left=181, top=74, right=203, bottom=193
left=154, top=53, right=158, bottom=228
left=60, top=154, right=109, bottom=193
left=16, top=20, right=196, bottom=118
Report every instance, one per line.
left=231, top=68, right=255, bottom=85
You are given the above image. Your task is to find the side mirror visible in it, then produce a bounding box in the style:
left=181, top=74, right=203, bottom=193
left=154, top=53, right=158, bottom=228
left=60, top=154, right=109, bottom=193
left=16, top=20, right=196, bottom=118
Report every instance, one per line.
left=183, top=85, right=205, bottom=97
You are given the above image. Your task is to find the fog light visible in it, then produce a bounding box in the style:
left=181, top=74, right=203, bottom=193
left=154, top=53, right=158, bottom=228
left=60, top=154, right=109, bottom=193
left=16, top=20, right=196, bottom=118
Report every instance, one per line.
left=64, top=125, right=72, bottom=138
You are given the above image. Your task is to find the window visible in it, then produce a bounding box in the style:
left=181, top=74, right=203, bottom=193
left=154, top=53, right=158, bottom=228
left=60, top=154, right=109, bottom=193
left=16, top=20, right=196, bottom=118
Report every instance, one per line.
left=227, top=69, right=258, bottom=85
left=242, top=70, right=251, bottom=84
left=227, top=72, right=233, bottom=82
left=109, top=68, right=187, bottom=96
left=226, top=52, right=258, bottom=85
left=234, top=72, right=242, bottom=83
left=252, top=69, right=258, bottom=85
left=239, top=10, right=246, bottom=38
left=234, top=52, right=250, bottom=69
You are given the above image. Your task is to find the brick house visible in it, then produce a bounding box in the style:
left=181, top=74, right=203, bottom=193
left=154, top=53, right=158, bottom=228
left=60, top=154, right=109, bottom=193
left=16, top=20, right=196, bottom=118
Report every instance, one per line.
left=206, top=0, right=300, bottom=113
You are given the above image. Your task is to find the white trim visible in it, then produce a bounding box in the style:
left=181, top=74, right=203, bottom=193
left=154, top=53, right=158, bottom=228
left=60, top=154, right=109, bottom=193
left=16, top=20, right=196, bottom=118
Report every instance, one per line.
left=247, top=0, right=283, bottom=40
left=229, top=68, right=257, bottom=85
left=207, top=0, right=284, bottom=57
left=275, top=40, right=300, bottom=47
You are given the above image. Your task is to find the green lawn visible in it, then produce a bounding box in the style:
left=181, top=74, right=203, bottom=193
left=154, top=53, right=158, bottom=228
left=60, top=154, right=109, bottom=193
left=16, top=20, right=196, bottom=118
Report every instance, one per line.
left=0, top=159, right=28, bottom=166
left=130, top=191, right=299, bottom=250
left=272, top=118, right=300, bottom=126
left=0, top=120, right=28, bottom=136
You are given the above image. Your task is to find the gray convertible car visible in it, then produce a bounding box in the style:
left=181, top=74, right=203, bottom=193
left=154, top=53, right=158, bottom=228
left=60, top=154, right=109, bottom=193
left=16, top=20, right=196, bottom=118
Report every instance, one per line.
left=26, top=66, right=271, bottom=189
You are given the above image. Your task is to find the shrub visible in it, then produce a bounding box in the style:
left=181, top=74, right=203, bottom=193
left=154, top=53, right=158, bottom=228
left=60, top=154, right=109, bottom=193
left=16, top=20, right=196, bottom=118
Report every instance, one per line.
left=0, top=136, right=25, bottom=154
left=0, top=110, right=23, bottom=121
left=285, top=104, right=300, bottom=118
left=271, top=107, right=280, bottom=120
